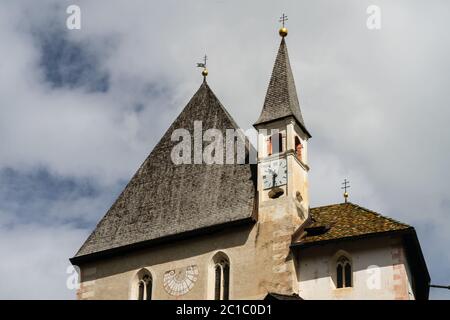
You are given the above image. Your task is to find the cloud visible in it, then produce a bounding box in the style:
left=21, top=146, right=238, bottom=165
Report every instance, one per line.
left=0, top=0, right=449, bottom=299
left=0, top=222, right=87, bottom=299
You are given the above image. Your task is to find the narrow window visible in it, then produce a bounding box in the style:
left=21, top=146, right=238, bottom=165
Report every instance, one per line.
left=344, top=263, right=352, bottom=288
left=212, top=253, right=230, bottom=300
left=223, top=263, right=230, bottom=300
left=214, top=265, right=222, bottom=300
left=276, top=133, right=283, bottom=153
left=295, top=136, right=302, bottom=161
left=268, top=133, right=283, bottom=155
left=144, top=275, right=152, bottom=300
left=138, top=281, right=145, bottom=300
left=336, top=264, right=343, bottom=288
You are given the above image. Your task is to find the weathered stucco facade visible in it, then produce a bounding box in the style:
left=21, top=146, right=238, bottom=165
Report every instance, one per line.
left=297, top=236, right=415, bottom=300
left=77, top=222, right=297, bottom=300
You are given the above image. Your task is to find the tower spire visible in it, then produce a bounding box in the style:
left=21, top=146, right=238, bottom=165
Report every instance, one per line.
left=254, top=22, right=311, bottom=138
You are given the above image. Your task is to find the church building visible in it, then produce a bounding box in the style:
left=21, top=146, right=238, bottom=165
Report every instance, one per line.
left=70, top=23, right=430, bottom=300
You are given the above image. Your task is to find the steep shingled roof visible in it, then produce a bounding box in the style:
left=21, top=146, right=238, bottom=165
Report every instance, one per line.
left=74, top=80, right=257, bottom=259
left=254, top=38, right=310, bottom=137
left=294, top=202, right=411, bottom=246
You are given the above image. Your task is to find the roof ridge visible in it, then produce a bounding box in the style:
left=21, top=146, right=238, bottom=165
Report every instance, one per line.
left=310, top=203, right=343, bottom=210
left=311, top=202, right=410, bottom=228
left=347, top=202, right=411, bottom=228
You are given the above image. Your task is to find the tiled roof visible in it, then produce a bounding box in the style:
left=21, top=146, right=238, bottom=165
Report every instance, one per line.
left=294, top=202, right=411, bottom=246
left=74, top=80, right=257, bottom=258
left=254, top=38, right=310, bottom=137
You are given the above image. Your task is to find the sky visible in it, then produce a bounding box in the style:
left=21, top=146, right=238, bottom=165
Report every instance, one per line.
left=0, top=0, right=449, bottom=299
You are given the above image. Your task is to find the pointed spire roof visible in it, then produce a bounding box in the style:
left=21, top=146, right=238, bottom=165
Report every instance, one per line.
left=72, top=80, right=257, bottom=261
left=255, top=38, right=311, bottom=137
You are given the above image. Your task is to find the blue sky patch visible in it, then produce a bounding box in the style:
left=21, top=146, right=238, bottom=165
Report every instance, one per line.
left=36, top=30, right=110, bottom=92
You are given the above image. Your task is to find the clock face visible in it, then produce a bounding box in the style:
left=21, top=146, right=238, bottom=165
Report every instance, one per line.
left=262, top=158, right=287, bottom=189
left=163, top=265, right=199, bottom=296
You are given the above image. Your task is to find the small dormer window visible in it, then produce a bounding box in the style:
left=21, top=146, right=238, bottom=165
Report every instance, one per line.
left=268, top=133, right=283, bottom=156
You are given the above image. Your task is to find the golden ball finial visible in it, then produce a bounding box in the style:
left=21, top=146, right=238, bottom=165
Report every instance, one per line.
left=202, top=68, right=208, bottom=77
left=279, top=27, right=288, bottom=37
left=343, top=192, right=349, bottom=202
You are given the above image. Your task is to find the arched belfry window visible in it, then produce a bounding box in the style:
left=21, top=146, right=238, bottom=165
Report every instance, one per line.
left=294, top=136, right=302, bottom=161
left=268, top=133, right=283, bottom=156
left=336, top=256, right=352, bottom=288
left=134, top=269, right=153, bottom=300
left=212, top=252, right=230, bottom=300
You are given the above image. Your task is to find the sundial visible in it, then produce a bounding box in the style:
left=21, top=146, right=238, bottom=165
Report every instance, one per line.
left=163, top=265, right=199, bottom=296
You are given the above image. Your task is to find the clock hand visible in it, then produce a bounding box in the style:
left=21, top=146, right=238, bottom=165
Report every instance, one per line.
left=268, top=166, right=278, bottom=175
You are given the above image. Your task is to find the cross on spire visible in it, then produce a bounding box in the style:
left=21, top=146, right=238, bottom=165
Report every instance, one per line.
left=279, top=13, right=288, bottom=28
left=341, top=179, right=350, bottom=203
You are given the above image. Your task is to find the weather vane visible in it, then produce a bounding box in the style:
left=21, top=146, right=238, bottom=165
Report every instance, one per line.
left=279, top=13, right=288, bottom=37
left=197, top=54, right=208, bottom=78
left=341, top=179, right=350, bottom=203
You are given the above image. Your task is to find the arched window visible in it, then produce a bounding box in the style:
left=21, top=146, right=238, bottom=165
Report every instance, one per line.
left=336, top=256, right=352, bottom=288
left=294, top=136, right=302, bottom=161
left=134, top=269, right=153, bottom=300
left=212, top=253, right=230, bottom=300
left=268, top=133, right=283, bottom=156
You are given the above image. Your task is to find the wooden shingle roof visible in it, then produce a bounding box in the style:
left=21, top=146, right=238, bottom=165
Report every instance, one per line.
left=73, top=80, right=257, bottom=260
left=294, top=202, right=411, bottom=246
left=254, top=38, right=311, bottom=137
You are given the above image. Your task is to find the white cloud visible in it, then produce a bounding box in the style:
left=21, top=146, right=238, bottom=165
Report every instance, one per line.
left=0, top=222, right=87, bottom=299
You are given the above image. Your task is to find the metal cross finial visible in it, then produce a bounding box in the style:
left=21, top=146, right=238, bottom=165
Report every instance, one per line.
left=279, top=13, right=288, bottom=27
left=341, top=179, right=350, bottom=203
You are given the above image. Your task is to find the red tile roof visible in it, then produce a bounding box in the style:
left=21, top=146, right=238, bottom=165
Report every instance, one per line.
left=293, top=202, right=411, bottom=246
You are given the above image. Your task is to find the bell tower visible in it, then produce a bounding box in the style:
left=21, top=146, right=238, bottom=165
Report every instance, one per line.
left=252, top=19, right=312, bottom=296
left=253, top=23, right=311, bottom=227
